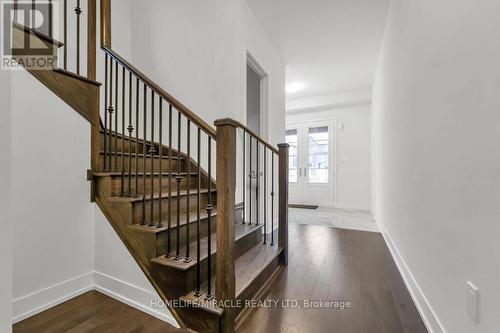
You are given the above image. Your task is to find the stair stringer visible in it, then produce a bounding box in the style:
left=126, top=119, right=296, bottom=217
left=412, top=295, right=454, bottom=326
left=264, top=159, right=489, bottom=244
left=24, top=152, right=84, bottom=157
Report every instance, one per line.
left=94, top=194, right=223, bottom=332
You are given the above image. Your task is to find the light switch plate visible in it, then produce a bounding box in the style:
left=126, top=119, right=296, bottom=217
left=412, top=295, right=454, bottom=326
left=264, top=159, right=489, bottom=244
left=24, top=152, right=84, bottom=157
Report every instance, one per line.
left=466, top=281, right=479, bottom=323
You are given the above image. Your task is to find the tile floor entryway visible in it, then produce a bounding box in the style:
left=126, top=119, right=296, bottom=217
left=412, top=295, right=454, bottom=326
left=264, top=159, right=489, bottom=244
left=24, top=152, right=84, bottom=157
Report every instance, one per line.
left=290, top=207, right=379, bottom=233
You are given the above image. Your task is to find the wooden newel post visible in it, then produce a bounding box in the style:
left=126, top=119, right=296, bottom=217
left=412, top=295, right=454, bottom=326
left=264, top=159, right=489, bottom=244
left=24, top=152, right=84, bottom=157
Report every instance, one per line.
left=214, top=118, right=237, bottom=333
left=278, top=143, right=289, bottom=266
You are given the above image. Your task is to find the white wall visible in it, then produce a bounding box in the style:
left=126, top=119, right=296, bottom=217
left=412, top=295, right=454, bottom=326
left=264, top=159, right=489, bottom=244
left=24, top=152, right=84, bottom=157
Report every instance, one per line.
left=10, top=70, right=95, bottom=323
left=372, top=1, right=500, bottom=332
left=127, top=0, right=285, bottom=146
left=287, top=103, right=371, bottom=210
left=0, top=70, right=13, bottom=333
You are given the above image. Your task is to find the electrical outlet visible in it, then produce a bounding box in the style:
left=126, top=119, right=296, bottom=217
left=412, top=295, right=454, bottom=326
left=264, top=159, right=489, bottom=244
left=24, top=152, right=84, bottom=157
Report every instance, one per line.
left=466, top=281, right=480, bottom=323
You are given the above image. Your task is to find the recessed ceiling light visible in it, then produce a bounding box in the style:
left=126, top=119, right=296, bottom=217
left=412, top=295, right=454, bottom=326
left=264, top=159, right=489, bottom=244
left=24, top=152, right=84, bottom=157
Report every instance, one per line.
left=285, top=81, right=305, bottom=93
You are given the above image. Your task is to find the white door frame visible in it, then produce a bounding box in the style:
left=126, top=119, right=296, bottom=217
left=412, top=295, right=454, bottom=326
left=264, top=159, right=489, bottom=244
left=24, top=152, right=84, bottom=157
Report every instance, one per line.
left=286, top=118, right=337, bottom=208
left=246, top=51, right=269, bottom=138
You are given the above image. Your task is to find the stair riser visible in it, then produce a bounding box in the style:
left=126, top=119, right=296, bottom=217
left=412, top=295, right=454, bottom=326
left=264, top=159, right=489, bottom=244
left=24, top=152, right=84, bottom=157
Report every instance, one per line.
left=99, top=155, right=182, bottom=173
left=108, top=174, right=200, bottom=197
left=134, top=217, right=217, bottom=260
left=101, top=133, right=181, bottom=157
left=131, top=193, right=216, bottom=225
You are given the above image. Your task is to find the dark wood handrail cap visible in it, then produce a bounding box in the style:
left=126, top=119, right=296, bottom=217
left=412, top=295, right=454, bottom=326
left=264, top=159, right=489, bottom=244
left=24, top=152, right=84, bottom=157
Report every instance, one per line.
left=278, top=143, right=290, bottom=148
left=214, top=118, right=240, bottom=127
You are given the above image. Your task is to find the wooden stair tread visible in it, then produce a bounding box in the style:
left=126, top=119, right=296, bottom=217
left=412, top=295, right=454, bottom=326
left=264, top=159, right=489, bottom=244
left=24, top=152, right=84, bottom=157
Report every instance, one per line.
left=99, top=151, right=183, bottom=159
left=151, top=223, right=263, bottom=271
left=107, top=188, right=216, bottom=202
left=234, top=243, right=283, bottom=298
left=128, top=209, right=217, bottom=234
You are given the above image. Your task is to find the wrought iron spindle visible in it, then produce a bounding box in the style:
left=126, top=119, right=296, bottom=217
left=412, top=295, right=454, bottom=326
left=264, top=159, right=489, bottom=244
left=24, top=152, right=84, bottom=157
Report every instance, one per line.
left=134, top=78, right=139, bottom=197
left=185, top=120, right=191, bottom=262
left=166, top=104, right=173, bottom=257
left=103, top=54, right=108, bottom=171
left=242, top=132, right=245, bottom=224
left=206, top=137, right=214, bottom=299
left=175, top=111, right=182, bottom=260
left=263, top=147, right=267, bottom=244
left=127, top=72, right=133, bottom=195
left=195, top=127, right=202, bottom=297
left=107, top=59, right=114, bottom=170
left=249, top=136, right=252, bottom=225
left=48, top=0, right=53, bottom=37
left=120, top=66, right=125, bottom=196
left=63, top=0, right=67, bottom=69
left=157, top=96, right=164, bottom=228
left=114, top=61, right=118, bottom=171
left=256, top=142, right=259, bottom=225
left=149, top=91, right=156, bottom=227
left=271, top=153, right=275, bottom=245
left=141, top=83, right=147, bottom=225
left=75, top=0, right=82, bottom=75
left=31, top=0, right=35, bottom=29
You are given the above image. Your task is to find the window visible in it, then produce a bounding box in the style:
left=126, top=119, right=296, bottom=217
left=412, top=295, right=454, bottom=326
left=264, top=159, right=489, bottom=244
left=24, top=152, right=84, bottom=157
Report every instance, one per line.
left=285, top=129, right=298, bottom=183
left=308, top=126, right=328, bottom=183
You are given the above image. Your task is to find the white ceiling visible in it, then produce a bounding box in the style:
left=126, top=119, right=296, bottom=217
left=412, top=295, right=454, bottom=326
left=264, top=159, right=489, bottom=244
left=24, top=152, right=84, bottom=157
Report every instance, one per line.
left=247, top=0, right=390, bottom=101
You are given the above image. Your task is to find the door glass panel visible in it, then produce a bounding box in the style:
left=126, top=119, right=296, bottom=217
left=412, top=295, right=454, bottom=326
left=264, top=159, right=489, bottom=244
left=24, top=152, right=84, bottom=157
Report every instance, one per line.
left=285, top=129, right=298, bottom=183
left=308, top=126, right=328, bottom=183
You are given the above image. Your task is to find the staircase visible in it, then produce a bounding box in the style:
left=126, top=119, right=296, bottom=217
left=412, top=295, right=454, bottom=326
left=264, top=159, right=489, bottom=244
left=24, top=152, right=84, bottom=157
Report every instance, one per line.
left=9, top=1, right=289, bottom=332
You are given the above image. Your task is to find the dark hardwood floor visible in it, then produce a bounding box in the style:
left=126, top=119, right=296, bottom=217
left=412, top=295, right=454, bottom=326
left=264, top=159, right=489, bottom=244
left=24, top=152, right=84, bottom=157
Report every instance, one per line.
left=13, top=290, right=188, bottom=333
left=13, top=224, right=427, bottom=333
left=238, top=223, right=428, bottom=333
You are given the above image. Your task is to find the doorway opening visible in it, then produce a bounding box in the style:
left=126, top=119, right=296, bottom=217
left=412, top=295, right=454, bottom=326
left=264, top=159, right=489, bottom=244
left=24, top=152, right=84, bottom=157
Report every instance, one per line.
left=246, top=52, right=268, bottom=136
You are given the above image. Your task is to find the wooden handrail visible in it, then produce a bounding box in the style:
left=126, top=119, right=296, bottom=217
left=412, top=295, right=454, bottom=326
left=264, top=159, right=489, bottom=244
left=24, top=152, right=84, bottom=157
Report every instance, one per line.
left=102, top=47, right=217, bottom=139
left=214, top=118, right=278, bottom=154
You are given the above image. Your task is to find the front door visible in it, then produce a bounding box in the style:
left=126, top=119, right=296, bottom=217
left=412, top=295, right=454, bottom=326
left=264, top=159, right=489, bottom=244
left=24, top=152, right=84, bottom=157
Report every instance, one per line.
left=286, top=120, right=335, bottom=207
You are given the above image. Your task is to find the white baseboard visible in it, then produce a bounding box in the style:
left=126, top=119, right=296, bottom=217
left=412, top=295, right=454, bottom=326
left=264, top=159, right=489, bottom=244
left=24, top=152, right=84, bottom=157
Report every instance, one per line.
left=12, top=272, right=94, bottom=324
left=93, top=271, right=178, bottom=327
left=377, top=221, right=447, bottom=333
left=12, top=271, right=178, bottom=327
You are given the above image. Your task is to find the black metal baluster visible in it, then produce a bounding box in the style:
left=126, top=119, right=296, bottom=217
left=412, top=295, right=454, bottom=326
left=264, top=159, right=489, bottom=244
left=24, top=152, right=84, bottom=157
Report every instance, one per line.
left=107, top=59, right=114, bottom=170
left=63, top=0, right=67, bottom=69
left=75, top=0, right=81, bottom=75
left=48, top=0, right=53, bottom=37
left=157, top=97, right=164, bottom=228
left=242, top=132, right=245, bottom=224
left=134, top=78, right=139, bottom=197
left=249, top=136, right=252, bottom=225
left=141, top=84, right=147, bottom=225
left=13, top=0, right=18, bottom=23
left=166, top=104, right=173, bottom=257
left=194, top=127, right=202, bottom=297
left=185, top=120, right=191, bottom=262
left=256, top=142, right=259, bottom=225
left=31, top=0, right=35, bottom=29
left=263, top=147, right=267, bottom=244
left=127, top=72, right=133, bottom=195
left=149, top=91, right=156, bottom=227
left=175, top=111, right=182, bottom=260
left=120, top=66, right=125, bottom=196
left=206, top=137, right=214, bottom=299
left=114, top=61, right=118, bottom=171
left=103, top=54, right=108, bottom=171
left=271, top=153, right=275, bottom=245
